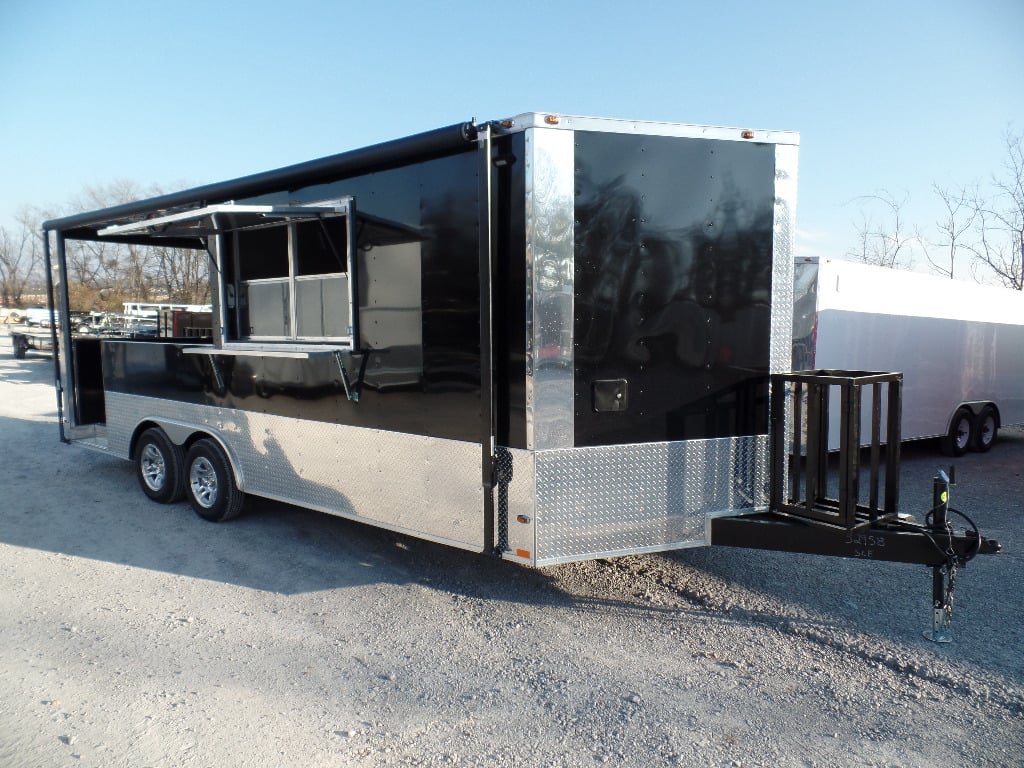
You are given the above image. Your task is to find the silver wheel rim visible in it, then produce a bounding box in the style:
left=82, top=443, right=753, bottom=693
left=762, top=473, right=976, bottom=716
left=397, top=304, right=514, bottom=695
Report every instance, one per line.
left=955, top=416, right=971, bottom=451
left=190, top=456, right=218, bottom=509
left=979, top=415, right=995, bottom=446
left=140, top=443, right=167, bottom=492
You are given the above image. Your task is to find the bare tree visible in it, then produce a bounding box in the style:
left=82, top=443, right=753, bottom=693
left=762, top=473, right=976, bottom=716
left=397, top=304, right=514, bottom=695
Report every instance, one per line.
left=0, top=227, right=30, bottom=306
left=6, top=178, right=212, bottom=311
left=60, top=180, right=163, bottom=308
left=846, top=191, right=917, bottom=269
left=967, top=129, right=1024, bottom=290
left=152, top=245, right=211, bottom=305
left=921, top=183, right=978, bottom=279
left=0, top=209, right=47, bottom=306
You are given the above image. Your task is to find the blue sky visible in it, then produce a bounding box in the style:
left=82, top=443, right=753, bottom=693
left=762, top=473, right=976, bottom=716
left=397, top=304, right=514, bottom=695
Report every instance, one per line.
left=1, top=0, right=1021, bottom=269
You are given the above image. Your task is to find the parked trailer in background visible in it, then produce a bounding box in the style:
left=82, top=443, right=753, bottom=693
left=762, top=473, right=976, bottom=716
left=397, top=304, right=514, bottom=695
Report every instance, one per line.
left=793, top=257, right=1024, bottom=455
left=10, top=328, right=56, bottom=359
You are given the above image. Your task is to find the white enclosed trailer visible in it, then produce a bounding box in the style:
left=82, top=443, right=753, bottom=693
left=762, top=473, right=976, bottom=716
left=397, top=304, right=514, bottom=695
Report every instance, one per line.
left=793, top=257, right=1024, bottom=455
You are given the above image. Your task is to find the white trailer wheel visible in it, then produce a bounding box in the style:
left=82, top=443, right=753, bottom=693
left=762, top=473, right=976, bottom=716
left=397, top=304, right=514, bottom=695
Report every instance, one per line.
left=940, top=407, right=973, bottom=457
left=972, top=406, right=998, bottom=453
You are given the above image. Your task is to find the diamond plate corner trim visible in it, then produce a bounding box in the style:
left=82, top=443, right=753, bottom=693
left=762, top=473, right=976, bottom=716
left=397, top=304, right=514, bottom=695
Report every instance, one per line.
left=533, top=436, right=769, bottom=564
left=770, top=143, right=798, bottom=376
left=104, top=392, right=485, bottom=551
left=525, top=127, right=575, bottom=451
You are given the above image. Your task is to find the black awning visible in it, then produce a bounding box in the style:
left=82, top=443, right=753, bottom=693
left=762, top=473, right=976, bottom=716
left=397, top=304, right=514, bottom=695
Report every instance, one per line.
left=44, top=120, right=478, bottom=236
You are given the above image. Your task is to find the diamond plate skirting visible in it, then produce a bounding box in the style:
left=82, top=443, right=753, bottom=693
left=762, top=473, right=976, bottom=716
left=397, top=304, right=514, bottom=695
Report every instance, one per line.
left=528, top=436, right=769, bottom=565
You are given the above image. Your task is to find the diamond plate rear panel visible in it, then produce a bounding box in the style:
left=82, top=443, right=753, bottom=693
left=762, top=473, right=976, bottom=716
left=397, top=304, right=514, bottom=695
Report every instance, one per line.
left=533, top=436, right=769, bottom=565
left=104, top=392, right=484, bottom=551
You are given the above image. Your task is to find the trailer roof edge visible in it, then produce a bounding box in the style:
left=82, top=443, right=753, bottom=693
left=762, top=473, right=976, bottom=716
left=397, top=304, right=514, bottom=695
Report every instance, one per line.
left=43, top=121, right=479, bottom=233
left=496, top=112, right=800, bottom=145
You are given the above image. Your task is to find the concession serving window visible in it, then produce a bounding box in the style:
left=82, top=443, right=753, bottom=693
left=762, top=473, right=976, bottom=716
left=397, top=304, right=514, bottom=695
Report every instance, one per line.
left=101, top=200, right=358, bottom=346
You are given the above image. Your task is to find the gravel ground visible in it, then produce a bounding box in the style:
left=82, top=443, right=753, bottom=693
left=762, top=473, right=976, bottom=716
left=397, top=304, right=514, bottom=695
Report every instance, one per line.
left=0, top=329, right=1021, bottom=767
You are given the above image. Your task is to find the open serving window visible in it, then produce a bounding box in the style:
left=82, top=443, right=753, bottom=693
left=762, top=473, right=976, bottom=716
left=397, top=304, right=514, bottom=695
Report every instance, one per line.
left=100, top=200, right=359, bottom=348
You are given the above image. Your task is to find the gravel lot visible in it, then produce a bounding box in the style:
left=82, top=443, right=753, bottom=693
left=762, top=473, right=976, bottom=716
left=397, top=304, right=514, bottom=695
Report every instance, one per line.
left=0, top=329, right=1021, bottom=767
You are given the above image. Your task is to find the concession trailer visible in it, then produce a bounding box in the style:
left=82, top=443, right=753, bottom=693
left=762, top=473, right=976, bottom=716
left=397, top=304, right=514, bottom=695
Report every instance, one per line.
left=40, top=113, right=998, bottom=636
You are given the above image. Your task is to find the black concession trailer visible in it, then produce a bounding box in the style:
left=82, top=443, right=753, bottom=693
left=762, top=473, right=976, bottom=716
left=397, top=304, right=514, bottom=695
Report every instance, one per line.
left=41, top=113, right=998, bottom=637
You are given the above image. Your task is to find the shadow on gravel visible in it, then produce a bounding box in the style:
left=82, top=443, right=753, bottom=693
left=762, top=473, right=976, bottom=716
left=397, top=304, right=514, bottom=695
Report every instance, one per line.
left=0, top=348, right=58, bottom=385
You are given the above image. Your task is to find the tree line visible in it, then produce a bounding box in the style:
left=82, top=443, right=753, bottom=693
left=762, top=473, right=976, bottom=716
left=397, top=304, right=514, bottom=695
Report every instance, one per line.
left=0, top=181, right=210, bottom=311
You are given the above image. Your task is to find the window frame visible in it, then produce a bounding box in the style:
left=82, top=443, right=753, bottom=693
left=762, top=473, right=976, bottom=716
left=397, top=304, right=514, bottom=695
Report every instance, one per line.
left=229, top=199, right=356, bottom=347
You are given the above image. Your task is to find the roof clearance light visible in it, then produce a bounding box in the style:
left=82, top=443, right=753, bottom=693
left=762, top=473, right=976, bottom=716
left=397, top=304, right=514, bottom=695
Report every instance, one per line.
left=741, top=130, right=756, bottom=139
left=545, top=114, right=560, bottom=125
left=501, top=120, right=514, bottom=129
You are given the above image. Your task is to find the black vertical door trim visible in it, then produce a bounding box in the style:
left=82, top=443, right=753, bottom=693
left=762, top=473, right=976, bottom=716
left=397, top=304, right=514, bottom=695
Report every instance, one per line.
left=478, top=124, right=498, bottom=554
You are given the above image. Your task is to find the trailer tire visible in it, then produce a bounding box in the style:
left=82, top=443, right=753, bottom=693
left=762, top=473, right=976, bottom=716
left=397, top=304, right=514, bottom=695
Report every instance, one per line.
left=185, top=439, right=244, bottom=522
left=972, top=406, right=998, bottom=453
left=135, top=427, right=186, bottom=503
left=939, top=407, right=973, bottom=457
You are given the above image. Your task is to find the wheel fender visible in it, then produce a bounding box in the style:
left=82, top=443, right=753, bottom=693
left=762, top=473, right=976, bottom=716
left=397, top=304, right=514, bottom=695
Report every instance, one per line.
left=945, top=402, right=987, bottom=433
left=132, top=418, right=247, bottom=492
left=188, top=432, right=246, bottom=493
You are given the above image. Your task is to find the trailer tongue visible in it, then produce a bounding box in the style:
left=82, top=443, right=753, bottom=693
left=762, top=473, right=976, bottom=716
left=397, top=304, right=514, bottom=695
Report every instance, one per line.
left=712, top=370, right=1001, bottom=642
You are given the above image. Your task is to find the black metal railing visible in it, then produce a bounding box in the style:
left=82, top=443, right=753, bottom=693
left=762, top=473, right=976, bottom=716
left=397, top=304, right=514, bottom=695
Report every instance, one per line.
left=771, top=370, right=902, bottom=529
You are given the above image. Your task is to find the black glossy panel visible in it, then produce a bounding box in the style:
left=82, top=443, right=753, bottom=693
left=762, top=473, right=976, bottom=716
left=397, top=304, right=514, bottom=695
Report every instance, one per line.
left=574, top=132, right=776, bottom=446
left=292, top=152, right=482, bottom=401
left=103, top=150, right=483, bottom=442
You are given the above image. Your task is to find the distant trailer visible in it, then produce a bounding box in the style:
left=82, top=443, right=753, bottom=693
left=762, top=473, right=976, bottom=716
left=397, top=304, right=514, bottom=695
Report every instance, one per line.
left=123, top=302, right=211, bottom=318
left=793, top=257, right=1024, bottom=455
left=10, top=328, right=55, bottom=359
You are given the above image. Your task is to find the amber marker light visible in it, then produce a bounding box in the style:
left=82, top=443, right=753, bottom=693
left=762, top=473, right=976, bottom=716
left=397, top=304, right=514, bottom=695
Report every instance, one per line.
left=516, top=549, right=531, bottom=559
left=545, top=114, right=560, bottom=125
left=741, top=130, right=756, bottom=139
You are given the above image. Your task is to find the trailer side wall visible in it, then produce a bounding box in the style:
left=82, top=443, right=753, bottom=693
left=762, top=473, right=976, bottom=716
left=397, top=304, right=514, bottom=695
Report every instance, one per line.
left=794, top=259, right=1024, bottom=443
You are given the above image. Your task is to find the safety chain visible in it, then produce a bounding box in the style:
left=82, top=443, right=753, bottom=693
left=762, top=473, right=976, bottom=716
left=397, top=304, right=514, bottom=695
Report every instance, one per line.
left=942, top=513, right=957, bottom=625
left=943, top=558, right=957, bottom=626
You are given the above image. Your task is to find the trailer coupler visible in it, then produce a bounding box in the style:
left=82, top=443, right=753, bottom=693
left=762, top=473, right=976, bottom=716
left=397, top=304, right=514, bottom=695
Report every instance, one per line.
left=710, top=469, right=1001, bottom=642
